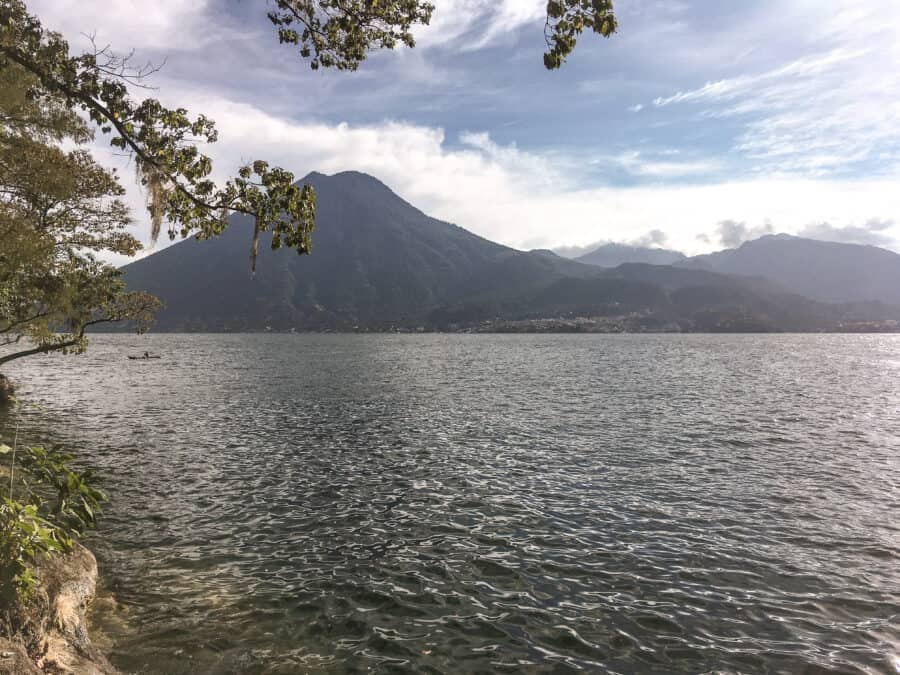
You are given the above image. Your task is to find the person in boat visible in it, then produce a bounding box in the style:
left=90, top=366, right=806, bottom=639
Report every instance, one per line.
left=143, top=351, right=150, bottom=359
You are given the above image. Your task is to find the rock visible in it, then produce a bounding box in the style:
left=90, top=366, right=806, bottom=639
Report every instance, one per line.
left=1, top=542, right=120, bottom=674
left=0, top=375, right=13, bottom=404
left=0, top=638, right=41, bottom=675
left=34, top=543, right=119, bottom=674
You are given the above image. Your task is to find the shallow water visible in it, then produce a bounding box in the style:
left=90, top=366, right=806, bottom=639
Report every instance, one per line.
left=2, top=334, right=899, bottom=674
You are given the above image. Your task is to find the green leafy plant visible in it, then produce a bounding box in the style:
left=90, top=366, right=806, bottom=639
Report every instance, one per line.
left=16, top=445, right=106, bottom=538
left=544, top=0, right=618, bottom=69
left=0, top=399, right=105, bottom=605
left=0, top=497, right=67, bottom=604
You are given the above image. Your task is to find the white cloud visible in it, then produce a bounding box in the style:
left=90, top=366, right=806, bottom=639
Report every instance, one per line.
left=710, top=220, right=775, bottom=248
left=20, top=0, right=900, bottom=264
left=650, top=0, right=900, bottom=175
left=798, top=218, right=897, bottom=248
left=28, top=0, right=211, bottom=51
left=554, top=229, right=671, bottom=259
left=416, top=0, right=545, bottom=50
left=606, top=151, right=723, bottom=178
left=98, top=96, right=900, bottom=261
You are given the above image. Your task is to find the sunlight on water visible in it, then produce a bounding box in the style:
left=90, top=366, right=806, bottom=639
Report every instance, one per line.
left=2, top=334, right=899, bottom=674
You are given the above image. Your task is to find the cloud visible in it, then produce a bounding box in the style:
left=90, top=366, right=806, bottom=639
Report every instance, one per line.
left=713, top=220, right=775, bottom=248
left=608, top=151, right=723, bottom=178
left=634, top=229, right=669, bottom=247
left=652, top=48, right=865, bottom=108
left=649, top=0, right=900, bottom=176
left=20, top=0, right=900, bottom=265
left=553, top=229, right=671, bottom=259
left=28, top=0, right=211, bottom=51
left=554, top=229, right=672, bottom=258
left=82, top=94, right=898, bottom=262
left=628, top=104, right=644, bottom=113
left=414, top=0, right=545, bottom=50
left=798, top=218, right=897, bottom=247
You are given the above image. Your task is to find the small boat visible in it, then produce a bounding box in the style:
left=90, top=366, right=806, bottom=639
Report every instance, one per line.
left=128, top=355, right=161, bottom=360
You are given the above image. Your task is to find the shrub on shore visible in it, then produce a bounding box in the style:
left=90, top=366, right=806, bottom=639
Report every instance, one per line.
left=0, top=398, right=105, bottom=632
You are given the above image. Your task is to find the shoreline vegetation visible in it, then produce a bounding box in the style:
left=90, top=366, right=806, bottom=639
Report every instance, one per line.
left=0, top=398, right=115, bottom=674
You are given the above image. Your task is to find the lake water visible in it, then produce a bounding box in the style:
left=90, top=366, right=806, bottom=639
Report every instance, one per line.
left=2, top=334, right=899, bottom=674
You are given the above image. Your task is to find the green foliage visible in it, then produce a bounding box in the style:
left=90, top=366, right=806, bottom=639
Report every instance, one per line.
left=0, top=0, right=329, bottom=272
left=0, top=497, right=66, bottom=603
left=0, top=56, right=161, bottom=365
left=544, top=0, right=617, bottom=69
left=0, top=402, right=105, bottom=604
left=15, top=445, right=106, bottom=538
left=266, top=0, right=615, bottom=72
left=267, top=0, right=434, bottom=70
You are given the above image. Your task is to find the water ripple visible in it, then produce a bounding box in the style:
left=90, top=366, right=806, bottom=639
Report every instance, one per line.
left=2, top=334, right=899, bottom=674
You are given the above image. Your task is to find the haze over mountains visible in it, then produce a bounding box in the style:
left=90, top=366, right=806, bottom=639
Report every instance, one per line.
left=676, top=235, right=900, bottom=307
left=122, top=171, right=900, bottom=333
left=567, top=243, right=686, bottom=268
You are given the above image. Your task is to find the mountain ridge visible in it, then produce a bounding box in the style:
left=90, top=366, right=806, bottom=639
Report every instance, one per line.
left=677, top=234, right=900, bottom=306
left=572, top=242, right=687, bottom=267
left=121, top=171, right=900, bottom=333
left=123, top=171, right=601, bottom=331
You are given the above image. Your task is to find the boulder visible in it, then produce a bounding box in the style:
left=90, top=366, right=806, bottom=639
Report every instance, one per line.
left=35, top=543, right=119, bottom=674
left=1, top=543, right=119, bottom=674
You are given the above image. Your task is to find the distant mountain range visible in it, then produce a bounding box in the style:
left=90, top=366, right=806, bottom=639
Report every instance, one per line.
left=572, top=243, right=686, bottom=267
left=569, top=234, right=900, bottom=308
left=121, top=171, right=900, bottom=333
left=675, top=234, right=900, bottom=306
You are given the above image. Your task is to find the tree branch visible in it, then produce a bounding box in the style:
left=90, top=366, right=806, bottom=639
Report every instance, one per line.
left=0, top=45, right=246, bottom=220
left=0, top=309, right=52, bottom=334
left=0, top=337, right=81, bottom=366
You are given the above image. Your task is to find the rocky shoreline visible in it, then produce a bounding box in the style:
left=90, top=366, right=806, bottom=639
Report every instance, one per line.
left=1, top=540, right=116, bottom=674
left=1, top=380, right=117, bottom=674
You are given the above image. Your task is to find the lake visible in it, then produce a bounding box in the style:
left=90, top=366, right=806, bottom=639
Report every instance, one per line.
left=2, top=334, right=899, bottom=674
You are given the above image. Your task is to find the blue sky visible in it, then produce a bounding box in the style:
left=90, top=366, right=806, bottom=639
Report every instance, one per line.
left=32, top=0, right=900, bottom=257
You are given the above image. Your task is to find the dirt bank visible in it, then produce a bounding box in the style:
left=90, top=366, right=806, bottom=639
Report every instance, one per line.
left=2, top=542, right=118, bottom=674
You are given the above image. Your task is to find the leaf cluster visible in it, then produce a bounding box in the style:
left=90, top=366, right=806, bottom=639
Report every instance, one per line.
left=0, top=497, right=64, bottom=603
left=267, top=0, right=434, bottom=71
left=13, top=445, right=106, bottom=539
left=0, top=59, right=162, bottom=364
left=0, top=424, right=106, bottom=604
left=544, top=0, right=617, bottom=70
left=0, top=0, right=326, bottom=271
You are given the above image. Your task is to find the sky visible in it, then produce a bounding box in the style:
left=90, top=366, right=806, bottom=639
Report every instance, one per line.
left=29, top=0, right=900, bottom=259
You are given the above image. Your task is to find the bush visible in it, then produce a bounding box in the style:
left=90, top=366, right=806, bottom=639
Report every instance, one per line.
left=0, top=399, right=106, bottom=607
